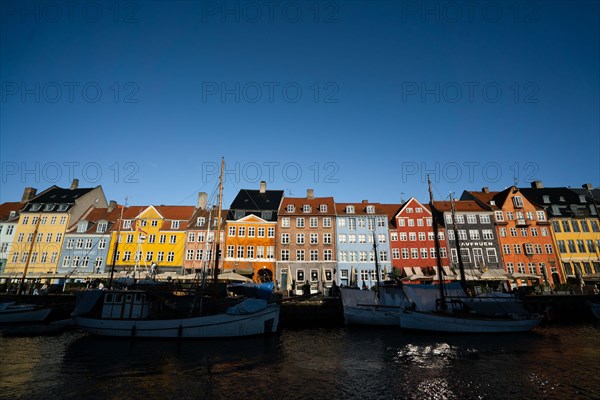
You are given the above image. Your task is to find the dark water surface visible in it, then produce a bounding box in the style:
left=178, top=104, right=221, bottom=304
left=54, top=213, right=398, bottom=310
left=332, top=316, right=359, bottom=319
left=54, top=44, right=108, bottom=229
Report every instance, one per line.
left=1, top=324, right=599, bottom=400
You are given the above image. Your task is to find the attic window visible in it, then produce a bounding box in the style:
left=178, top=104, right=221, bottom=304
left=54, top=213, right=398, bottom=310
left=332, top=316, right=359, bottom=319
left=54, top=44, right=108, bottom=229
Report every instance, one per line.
left=302, top=205, right=311, bottom=213
left=286, top=205, right=295, bottom=212
left=489, top=200, right=496, bottom=206
left=9, top=211, right=16, bottom=219
left=30, top=204, right=42, bottom=211
left=234, top=210, right=244, bottom=219
left=97, top=222, right=108, bottom=233
left=366, top=205, right=375, bottom=214
left=123, top=220, right=132, bottom=228
left=559, top=196, right=566, bottom=202
left=77, top=221, right=88, bottom=233
left=261, top=210, right=272, bottom=220
left=197, top=217, right=205, bottom=226
left=346, top=205, right=355, bottom=214
left=171, top=221, right=180, bottom=229
left=512, top=196, right=524, bottom=208
left=57, top=204, right=69, bottom=211
left=319, top=204, right=327, bottom=212
left=43, top=204, right=55, bottom=211
left=543, top=195, right=551, bottom=204
left=579, top=195, right=587, bottom=203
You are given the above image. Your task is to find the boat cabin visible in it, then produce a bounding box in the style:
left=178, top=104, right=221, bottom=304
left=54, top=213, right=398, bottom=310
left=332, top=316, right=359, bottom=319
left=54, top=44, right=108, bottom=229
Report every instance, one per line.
left=101, top=291, right=152, bottom=319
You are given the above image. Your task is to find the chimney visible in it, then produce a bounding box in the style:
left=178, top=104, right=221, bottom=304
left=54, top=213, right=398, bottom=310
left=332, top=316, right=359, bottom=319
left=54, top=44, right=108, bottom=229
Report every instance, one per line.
left=307, top=189, right=314, bottom=199
left=259, top=181, right=266, bottom=193
left=21, top=187, right=37, bottom=203
left=531, top=180, right=544, bottom=189
left=108, top=200, right=117, bottom=212
left=197, top=192, right=208, bottom=209
left=482, top=187, right=489, bottom=193
left=70, top=178, right=79, bottom=190
left=582, top=183, right=593, bottom=190
left=362, top=200, right=369, bottom=204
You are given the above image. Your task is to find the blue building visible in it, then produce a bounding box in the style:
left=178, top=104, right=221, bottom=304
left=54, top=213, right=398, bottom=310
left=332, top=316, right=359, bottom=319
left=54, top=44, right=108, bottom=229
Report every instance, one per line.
left=335, top=201, right=392, bottom=289
left=57, top=201, right=120, bottom=275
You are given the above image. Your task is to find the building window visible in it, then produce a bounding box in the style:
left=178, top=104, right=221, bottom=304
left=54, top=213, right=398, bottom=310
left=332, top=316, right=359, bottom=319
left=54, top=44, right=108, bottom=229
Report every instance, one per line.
left=157, top=252, right=164, bottom=262
left=281, top=218, right=290, bottom=228
left=167, top=252, right=174, bottom=262
left=536, top=211, right=546, bottom=221
left=530, top=227, right=538, bottom=237
left=296, top=234, right=305, bottom=244
left=196, top=249, right=203, bottom=260
left=238, top=227, right=245, bottom=237
left=296, top=218, right=305, bottom=228
left=567, top=240, right=577, bottom=253
left=148, top=234, right=156, bottom=244
left=469, top=230, right=480, bottom=240
left=323, top=233, right=332, bottom=244
left=411, top=248, right=419, bottom=259
left=503, top=244, right=511, bottom=254
left=237, top=246, right=244, bottom=258
left=512, top=196, right=524, bottom=208
left=169, top=235, right=177, bottom=244
left=286, top=204, right=295, bottom=212
left=482, top=230, right=494, bottom=240
left=535, top=244, right=543, bottom=254
left=524, top=243, right=534, bottom=255
left=296, top=250, right=305, bottom=261
left=159, top=234, right=166, bottom=244
left=247, top=246, right=255, bottom=259
left=85, top=239, right=93, bottom=249
left=420, top=248, right=428, bottom=259
left=303, top=205, right=311, bottom=213
left=309, top=217, right=318, bottom=228
left=401, top=248, right=409, bottom=259
left=248, top=227, right=255, bottom=237
left=310, top=233, right=318, bottom=244
left=513, top=244, right=522, bottom=254
left=562, top=221, right=571, bottom=232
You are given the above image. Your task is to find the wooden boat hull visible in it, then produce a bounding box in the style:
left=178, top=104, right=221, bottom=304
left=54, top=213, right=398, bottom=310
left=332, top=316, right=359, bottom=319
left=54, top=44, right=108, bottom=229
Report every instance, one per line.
left=400, top=310, right=542, bottom=333
left=0, top=303, right=52, bottom=324
left=75, top=304, right=280, bottom=338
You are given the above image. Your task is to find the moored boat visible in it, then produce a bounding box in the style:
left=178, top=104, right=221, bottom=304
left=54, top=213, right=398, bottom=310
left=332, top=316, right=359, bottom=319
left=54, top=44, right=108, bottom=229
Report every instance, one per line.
left=0, top=301, right=52, bottom=324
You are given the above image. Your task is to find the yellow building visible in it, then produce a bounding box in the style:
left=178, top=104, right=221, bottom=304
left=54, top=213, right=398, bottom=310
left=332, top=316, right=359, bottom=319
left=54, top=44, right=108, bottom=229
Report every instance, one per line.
left=5, top=181, right=108, bottom=275
left=521, top=183, right=600, bottom=279
left=106, top=205, right=195, bottom=274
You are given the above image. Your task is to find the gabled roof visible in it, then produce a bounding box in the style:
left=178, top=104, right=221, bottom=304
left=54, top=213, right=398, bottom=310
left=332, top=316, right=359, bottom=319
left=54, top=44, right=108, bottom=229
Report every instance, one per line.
left=188, top=208, right=228, bottom=229
left=394, top=197, right=431, bottom=217
left=227, top=189, right=284, bottom=221
left=21, top=186, right=97, bottom=212
left=431, top=200, right=487, bottom=213
left=519, top=185, right=599, bottom=218
left=279, top=197, right=336, bottom=216
left=68, top=206, right=124, bottom=234
left=0, top=202, right=22, bottom=222
left=377, top=204, right=403, bottom=228
left=335, top=201, right=393, bottom=216
left=461, top=190, right=502, bottom=210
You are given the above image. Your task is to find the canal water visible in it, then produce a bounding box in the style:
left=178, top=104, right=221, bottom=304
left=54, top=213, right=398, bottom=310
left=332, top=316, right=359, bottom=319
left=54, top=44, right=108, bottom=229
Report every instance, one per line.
left=1, top=325, right=599, bottom=400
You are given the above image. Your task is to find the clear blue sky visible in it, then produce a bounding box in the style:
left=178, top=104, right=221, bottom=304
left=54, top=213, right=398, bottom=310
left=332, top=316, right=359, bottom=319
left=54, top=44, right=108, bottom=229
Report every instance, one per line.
left=1, top=1, right=598, bottom=208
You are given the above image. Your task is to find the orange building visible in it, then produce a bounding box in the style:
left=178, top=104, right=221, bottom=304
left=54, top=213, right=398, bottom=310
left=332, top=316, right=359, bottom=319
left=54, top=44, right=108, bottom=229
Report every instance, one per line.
left=463, top=186, right=563, bottom=287
left=222, top=182, right=283, bottom=282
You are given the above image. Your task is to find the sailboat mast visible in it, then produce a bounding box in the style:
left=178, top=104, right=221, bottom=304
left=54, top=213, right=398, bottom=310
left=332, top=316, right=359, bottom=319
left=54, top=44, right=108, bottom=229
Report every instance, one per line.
left=427, top=175, right=446, bottom=310
left=372, top=229, right=381, bottom=299
left=450, top=195, right=467, bottom=289
left=212, top=158, right=225, bottom=286
left=108, top=200, right=126, bottom=289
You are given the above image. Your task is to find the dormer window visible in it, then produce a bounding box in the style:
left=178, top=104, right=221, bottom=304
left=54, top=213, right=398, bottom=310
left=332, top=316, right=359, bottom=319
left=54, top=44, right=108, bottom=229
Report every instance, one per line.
left=97, top=222, right=108, bottom=233
left=57, top=204, right=69, bottom=211
left=579, top=195, right=587, bottom=203
left=171, top=221, right=180, bottom=229
left=43, top=204, right=55, bottom=211
left=9, top=211, right=16, bottom=219
left=140, top=220, right=147, bottom=227
left=234, top=210, right=244, bottom=219
left=77, top=221, right=88, bottom=233
left=319, top=204, right=327, bottom=212
left=30, top=204, right=42, bottom=211
left=543, top=195, right=551, bottom=204
left=302, top=205, right=311, bottom=213
left=490, top=200, right=496, bottom=206
left=559, top=196, right=566, bottom=202
left=123, top=220, right=132, bottom=229
left=197, top=217, right=205, bottom=226
left=346, top=205, right=355, bottom=214
left=261, top=210, right=272, bottom=220
left=286, top=205, right=295, bottom=213
left=366, top=205, right=375, bottom=214
left=512, top=196, right=524, bottom=208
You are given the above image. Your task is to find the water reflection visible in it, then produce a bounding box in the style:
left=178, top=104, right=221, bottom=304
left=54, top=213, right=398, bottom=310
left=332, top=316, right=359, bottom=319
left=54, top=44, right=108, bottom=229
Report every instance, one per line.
left=1, top=325, right=599, bottom=400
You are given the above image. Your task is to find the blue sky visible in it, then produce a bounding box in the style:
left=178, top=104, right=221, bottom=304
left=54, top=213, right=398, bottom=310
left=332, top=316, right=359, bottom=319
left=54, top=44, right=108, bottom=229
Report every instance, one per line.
left=1, top=1, right=598, bottom=208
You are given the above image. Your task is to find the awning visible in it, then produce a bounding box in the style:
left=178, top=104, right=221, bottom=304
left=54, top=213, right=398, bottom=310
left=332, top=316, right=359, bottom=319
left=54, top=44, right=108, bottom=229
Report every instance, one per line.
left=480, top=269, right=510, bottom=280
left=509, top=272, right=541, bottom=280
